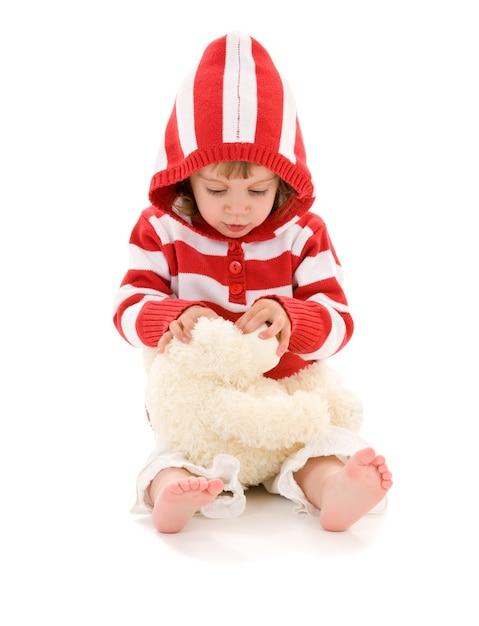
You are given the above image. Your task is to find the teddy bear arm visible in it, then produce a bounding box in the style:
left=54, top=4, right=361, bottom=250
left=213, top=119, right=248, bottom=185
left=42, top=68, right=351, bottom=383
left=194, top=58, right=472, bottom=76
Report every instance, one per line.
left=210, top=389, right=330, bottom=450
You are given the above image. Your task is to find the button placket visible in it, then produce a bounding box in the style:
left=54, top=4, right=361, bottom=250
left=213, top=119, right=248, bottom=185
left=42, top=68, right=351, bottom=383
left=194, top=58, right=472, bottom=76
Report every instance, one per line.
left=227, top=242, right=246, bottom=303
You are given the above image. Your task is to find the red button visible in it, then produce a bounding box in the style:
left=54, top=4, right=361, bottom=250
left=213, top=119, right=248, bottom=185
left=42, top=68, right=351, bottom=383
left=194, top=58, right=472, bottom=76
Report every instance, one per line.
left=229, top=261, right=242, bottom=275
left=230, top=283, right=244, bottom=295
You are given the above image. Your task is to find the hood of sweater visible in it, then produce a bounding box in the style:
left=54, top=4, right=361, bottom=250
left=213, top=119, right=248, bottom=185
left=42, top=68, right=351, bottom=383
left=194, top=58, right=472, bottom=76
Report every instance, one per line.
left=149, top=31, right=315, bottom=237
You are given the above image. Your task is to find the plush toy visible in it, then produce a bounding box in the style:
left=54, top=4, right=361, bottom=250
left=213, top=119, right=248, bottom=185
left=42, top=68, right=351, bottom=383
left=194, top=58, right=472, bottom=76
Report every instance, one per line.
left=143, top=317, right=363, bottom=486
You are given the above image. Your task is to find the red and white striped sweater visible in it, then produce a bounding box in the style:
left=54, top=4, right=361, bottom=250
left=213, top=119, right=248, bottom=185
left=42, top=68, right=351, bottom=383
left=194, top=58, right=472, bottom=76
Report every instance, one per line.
left=113, top=32, right=354, bottom=379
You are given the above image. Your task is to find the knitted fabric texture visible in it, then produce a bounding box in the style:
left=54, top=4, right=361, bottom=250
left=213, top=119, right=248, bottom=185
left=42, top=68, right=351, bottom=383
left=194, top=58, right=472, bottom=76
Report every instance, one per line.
left=149, top=31, right=314, bottom=210
left=113, top=31, right=354, bottom=378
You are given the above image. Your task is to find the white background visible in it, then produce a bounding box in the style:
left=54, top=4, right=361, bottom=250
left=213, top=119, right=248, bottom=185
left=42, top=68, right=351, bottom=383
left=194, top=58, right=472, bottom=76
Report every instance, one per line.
left=1, top=1, right=478, bottom=623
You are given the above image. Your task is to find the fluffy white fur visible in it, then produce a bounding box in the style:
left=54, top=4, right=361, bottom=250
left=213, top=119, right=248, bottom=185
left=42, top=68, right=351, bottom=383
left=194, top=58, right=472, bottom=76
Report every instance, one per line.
left=143, top=317, right=363, bottom=486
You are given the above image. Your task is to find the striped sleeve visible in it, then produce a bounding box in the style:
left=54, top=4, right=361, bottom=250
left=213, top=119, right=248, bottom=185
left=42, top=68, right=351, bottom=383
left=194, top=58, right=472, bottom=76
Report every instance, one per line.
left=112, top=211, right=206, bottom=347
left=272, top=214, right=354, bottom=359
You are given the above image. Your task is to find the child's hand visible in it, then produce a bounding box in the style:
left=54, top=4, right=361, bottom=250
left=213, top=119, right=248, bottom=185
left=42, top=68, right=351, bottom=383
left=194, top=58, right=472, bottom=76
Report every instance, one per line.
left=235, top=299, right=291, bottom=357
left=157, top=306, right=219, bottom=353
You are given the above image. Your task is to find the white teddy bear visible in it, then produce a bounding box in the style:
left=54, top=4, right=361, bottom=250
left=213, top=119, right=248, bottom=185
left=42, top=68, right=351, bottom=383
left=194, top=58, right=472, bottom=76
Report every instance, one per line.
left=143, top=317, right=363, bottom=486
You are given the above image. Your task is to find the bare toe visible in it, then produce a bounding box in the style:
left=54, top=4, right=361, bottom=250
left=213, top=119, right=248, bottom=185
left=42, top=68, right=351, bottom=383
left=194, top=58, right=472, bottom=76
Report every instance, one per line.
left=152, top=477, right=224, bottom=534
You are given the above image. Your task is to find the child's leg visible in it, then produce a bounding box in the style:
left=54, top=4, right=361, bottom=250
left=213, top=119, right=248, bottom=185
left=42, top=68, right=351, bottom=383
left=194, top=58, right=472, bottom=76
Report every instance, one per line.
left=293, top=447, right=393, bottom=532
left=148, top=468, right=224, bottom=533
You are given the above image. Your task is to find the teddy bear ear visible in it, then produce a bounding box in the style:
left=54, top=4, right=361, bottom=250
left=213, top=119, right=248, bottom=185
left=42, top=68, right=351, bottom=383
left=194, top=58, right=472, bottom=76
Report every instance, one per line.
left=240, top=323, right=281, bottom=374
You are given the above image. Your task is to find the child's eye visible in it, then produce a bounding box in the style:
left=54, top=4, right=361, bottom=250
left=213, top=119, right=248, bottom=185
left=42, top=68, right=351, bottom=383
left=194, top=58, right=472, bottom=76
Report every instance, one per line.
left=206, top=188, right=226, bottom=196
left=249, top=189, right=268, bottom=196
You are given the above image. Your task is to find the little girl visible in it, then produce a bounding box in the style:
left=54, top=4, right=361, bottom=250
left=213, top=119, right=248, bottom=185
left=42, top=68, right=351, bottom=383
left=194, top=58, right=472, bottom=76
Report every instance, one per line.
left=113, top=31, right=392, bottom=533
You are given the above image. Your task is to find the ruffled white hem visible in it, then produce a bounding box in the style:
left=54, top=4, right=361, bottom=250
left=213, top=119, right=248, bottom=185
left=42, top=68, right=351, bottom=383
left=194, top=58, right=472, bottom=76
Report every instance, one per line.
left=131, top=426, right=387, bottom=518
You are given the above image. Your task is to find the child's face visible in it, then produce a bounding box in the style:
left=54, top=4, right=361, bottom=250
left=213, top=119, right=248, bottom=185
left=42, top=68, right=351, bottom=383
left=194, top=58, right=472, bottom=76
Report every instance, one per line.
left=189, top=164, right=279, bottom=238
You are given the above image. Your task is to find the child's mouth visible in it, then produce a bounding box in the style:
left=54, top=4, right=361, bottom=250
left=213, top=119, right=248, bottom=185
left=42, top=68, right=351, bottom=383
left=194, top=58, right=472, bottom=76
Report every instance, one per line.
left=225, top=224, right=248, bottom=233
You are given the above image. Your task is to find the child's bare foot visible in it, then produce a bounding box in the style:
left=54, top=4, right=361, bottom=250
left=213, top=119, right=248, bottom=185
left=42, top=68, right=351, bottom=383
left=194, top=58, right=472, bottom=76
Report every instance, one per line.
left=152, top=475, right=224, bottom=533
left=319, top=447, right=393, bottom=531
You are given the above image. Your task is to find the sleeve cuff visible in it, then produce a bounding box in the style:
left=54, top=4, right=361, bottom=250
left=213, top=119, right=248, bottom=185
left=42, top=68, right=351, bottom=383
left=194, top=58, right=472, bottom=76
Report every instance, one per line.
left=136, top=299, right=205, bottom=346
left=271, top=296, right=329, bottom=354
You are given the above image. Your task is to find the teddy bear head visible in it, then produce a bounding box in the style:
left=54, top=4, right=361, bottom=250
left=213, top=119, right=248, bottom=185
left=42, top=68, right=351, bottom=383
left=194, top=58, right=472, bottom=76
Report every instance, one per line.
left=163, top=317, right=280, bottom=387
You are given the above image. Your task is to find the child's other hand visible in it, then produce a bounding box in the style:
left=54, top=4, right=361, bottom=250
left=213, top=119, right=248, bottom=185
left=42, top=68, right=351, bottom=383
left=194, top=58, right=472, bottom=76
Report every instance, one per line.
left=157, top=306, right=219, bottom=353
left=235, top=299, right=291, bottom=357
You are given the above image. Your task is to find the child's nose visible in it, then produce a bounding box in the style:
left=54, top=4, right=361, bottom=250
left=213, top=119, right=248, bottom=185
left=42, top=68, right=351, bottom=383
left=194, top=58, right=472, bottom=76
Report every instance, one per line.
left=226, top=195, right=249, bottom=214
